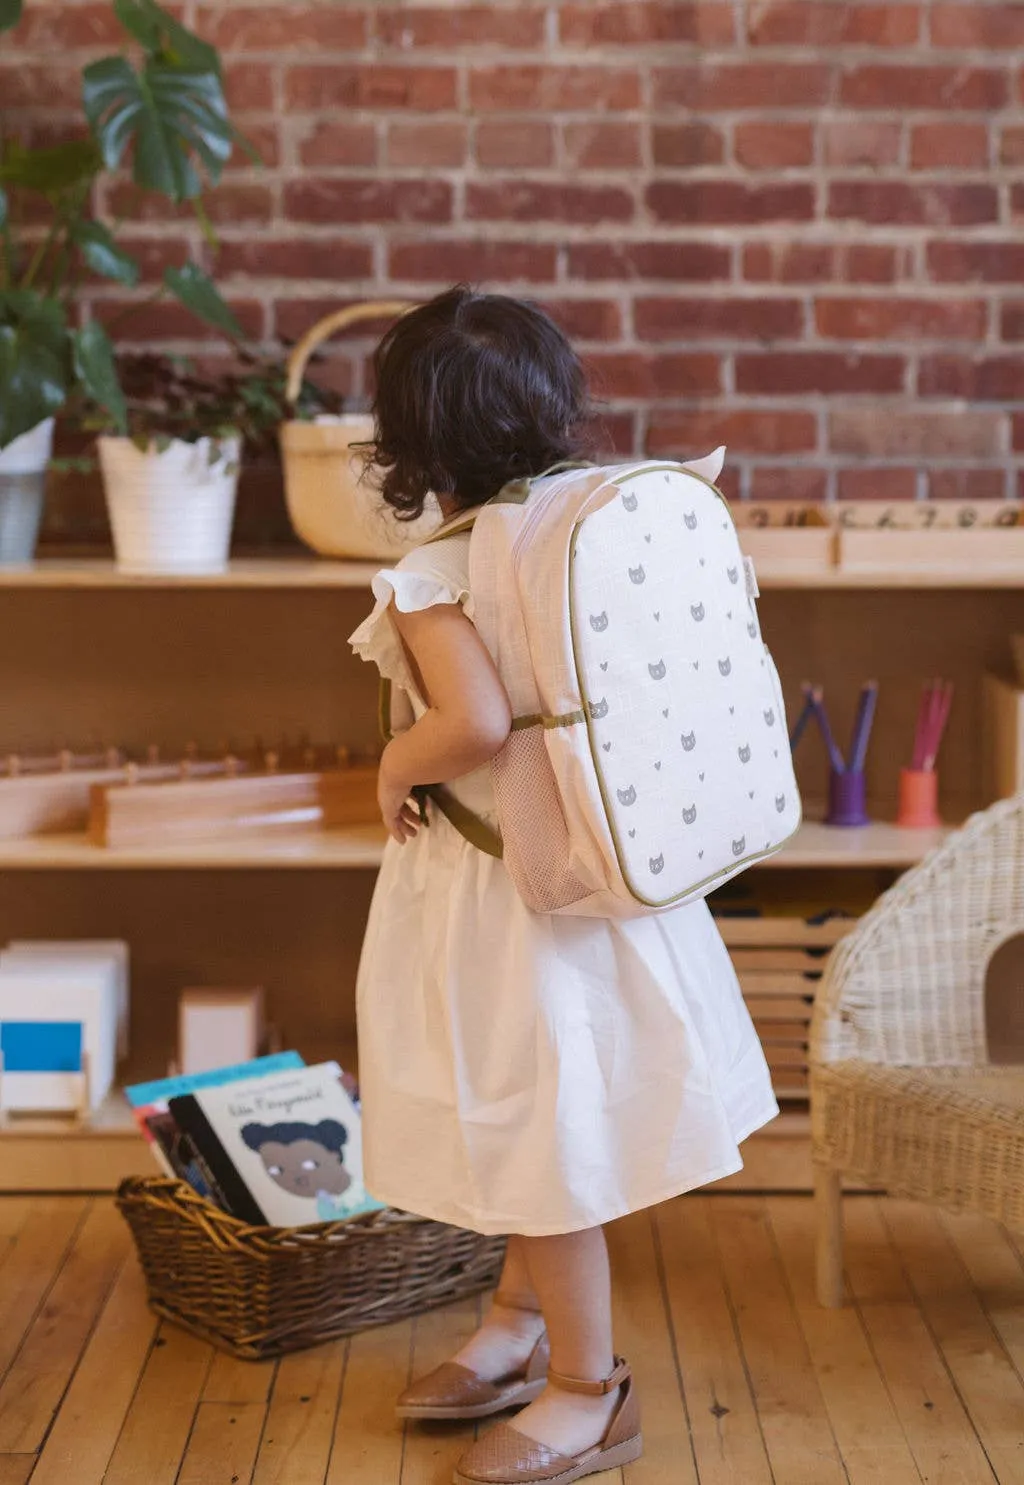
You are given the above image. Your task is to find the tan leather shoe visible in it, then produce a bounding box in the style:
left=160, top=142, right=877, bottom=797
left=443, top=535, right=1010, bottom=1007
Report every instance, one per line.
left=452, top=1355, right=642, bottom=1484
left=396, top=1296, right=549, bottom=1422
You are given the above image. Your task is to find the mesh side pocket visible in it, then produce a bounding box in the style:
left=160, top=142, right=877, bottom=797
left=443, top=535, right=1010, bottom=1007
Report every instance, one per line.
left=492, top=724, right=590, bottom=914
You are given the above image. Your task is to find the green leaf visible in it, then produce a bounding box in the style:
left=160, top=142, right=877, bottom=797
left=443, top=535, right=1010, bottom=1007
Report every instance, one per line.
left=83, top=54, right=232, bottom=203
left=0, top=185, right=7, bottom=229
left=0, top=295, right=69, bottom=449
left=115, top=0, right=220, bottom=73
left=112, top=0, right=162, bottom=51
left=71, top=221, right=140, bottom=286
left=164, top=262, right=241, bottom=339
left=72, top=321, right=127, bottom=434
left=0, top=0, right=22, bottom=35
left=0, top=139, right=102, bottom=193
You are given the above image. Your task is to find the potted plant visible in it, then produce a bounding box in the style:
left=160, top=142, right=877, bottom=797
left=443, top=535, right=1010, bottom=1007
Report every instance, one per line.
left=0, top=0, right=251, bottom=568
left=87, top=353, right=345, bottom=570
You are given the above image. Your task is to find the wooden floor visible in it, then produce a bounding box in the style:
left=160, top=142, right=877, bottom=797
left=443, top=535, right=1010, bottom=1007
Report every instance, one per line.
left=0, top=1195, right=1022, bottom=1484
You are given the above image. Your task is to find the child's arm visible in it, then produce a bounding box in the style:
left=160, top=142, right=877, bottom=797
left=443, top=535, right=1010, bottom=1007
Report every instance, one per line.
left=378, top=601, right=512, bottom=843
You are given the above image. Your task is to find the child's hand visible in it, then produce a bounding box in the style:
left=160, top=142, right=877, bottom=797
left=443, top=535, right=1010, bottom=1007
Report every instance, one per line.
left=378, top=748, right=420, bottom=844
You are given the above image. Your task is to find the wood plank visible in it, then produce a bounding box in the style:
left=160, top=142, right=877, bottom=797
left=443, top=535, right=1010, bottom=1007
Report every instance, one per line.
left=203, top=1350, right=277, bottom=1405
left=0, top=1459, right=33, bottom=1485
left=31, top=1251, right=157, bottom=1485
left=177, top=1400, right=267, bottom=1485
left=739, top=973, right=820, bottom=997
left=882, top=1199, right=1024, bottom=1483
left=253, top=1340, right=347, bottom=1485
left=0, top=1200, right=130, bottom=1451
left=843, top=1198, right=995, bottom=1485
left=715, top=918, right=853, bottom=949
left=400, top=1297, right=482, bottom=1485
left=0, top=1198, right=86, bottom=1384
left=606, top=1207, right=695, bottom=1485
left=654, top=1198, right=770, bottom=1485
left=709, top=1196, right=846, bottom=1485
left=103, top=1324, right=213, bottom=1485
left=0, top=1199, right=32, bottom=1243
left=767, top=1197, right=921, bottom=1484
left=731, top=949, right=831, bottom=972
left=940, top=1211, right=1024, bottom=1384
left=324, top=1318, right=412, bottom=1485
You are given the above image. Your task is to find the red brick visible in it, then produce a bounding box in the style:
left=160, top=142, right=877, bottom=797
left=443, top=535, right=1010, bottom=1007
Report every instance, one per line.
left=94, top=298, right=264, bottom=343
left=387, top=122, right=468, bottom=168
left=816, top=297, right=987, bottom=341
left=467, top=181, right=635, bottom=226
left=829, top=181, right=998, bottom=227
left=376, top=7, right=546, bottom=47
left=388, top=240, right=557, bottom=283
left=284, top=178, right=452, bottom=225
left=199, top=6, right=367, bottom=49
left=919, top=355, right=1023, bottom=400
left=911, top=123, right=990, bottom=169
left=735, top=352, right=905, bottom=396
left=648, top=180, right=814, bottom=225
left=845, top=245, right=907, bottom=284
left=635, top=297, right=803, bottom=342
left=822, top=120, right=903, bottom=168
left=0, top=66, right=81, bottom=107
left=583, top=352, right=722, bottom=400
left=837, top=467, right=918, bottom=502
left=748, top=2, right=920, bottom=45
left=224, top=63, right=274, bottom=112
left=742, top=243, right=904, bottom=284
left=927, top=240, right=1024, bottom=283
left=839, top=66, right=1008, bottom=110
left=273, top=299, right=400, bottom=344
left=1016, top=415, right=1024, bottom=452
left=714, top=466, right=743, bottom=502
left=219, top=239, right=375, bottom=281
left=106, top=183, right=274, bottom=226
left=1001, top=126, right=1024, bottom=165
left=224, top=122, right=280, bottom=170
left=592, top=412, right=638, bottom=458
left=929, top=468, right=1008, bottom=501
left=7, top=3, right=123, bottom=47
left=285, top=66, right=457, bottom=111
left=563, top=122, right=643, bottom=171
left=567, top=242, right=731, bottom=282
left=298, top=121, right=378, bottom=168
left=88, top=236, right=193, bottom=284
left=469, top=66, right=641, bottom=113
left=829, top=408, right=1004, bottom=459
left=648, top=410, right=818, bottom=456
left=749, top=466, right=829, bottom=502
left=734, top=122, right=815, bottom=170
left=535, top=300, right=623, bottom=341
left=475, top=122, right=555, bottom=169
left=652, top=123, right=726, bottom=167
left=1011, top=183, right=1024, bottom=218
left=1001, top=303, right=1024, bottom=340
left=932, top=4, right=1024, bottom=47
left=560, top=3, right=736, bottom=44
left=654, top=63, right=830, bottom=110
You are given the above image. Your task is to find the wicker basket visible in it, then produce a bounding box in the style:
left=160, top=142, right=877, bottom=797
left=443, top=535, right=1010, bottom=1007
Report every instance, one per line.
left=117, top=1177, right=506, bottom=1360
left=279, top=300, right=441, bottom=560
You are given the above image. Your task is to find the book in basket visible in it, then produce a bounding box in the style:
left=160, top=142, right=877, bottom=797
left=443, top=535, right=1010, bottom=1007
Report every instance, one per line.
left=169, top=1062, right=383, bottom=1226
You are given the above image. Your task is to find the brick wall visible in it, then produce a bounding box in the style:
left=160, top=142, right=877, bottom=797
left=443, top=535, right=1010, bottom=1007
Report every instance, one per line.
left=4, top=0, right=1024, bottom=506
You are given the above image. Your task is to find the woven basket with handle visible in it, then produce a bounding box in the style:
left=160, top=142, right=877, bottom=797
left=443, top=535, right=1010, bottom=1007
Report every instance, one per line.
left=279, top=300, right=441, bottom=560
left=118, top=1176, right=506, bottom=1360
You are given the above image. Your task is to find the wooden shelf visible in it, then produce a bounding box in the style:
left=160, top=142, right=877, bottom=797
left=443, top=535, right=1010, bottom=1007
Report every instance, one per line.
left=0, top=556, right=1020, bottom=591
left=761, top=818, right=951, bottom=869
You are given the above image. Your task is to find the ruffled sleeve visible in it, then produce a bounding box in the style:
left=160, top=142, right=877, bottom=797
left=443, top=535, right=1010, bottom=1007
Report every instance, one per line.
left=348, top=534, right=473, bottom=693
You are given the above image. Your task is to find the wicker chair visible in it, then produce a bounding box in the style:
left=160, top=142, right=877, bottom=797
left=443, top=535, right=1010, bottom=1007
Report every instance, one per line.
left=810, top=795, right=1024, bottom=1308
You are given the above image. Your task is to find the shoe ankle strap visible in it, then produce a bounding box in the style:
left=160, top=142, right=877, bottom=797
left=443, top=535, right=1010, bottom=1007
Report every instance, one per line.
left=493, top=1289, right=543, bottom=1315
left=548, top=1356, right=630, bottom=1396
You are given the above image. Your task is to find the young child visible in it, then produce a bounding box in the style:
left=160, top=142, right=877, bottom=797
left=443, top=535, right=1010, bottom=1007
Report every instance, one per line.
left=349, top=287, right=779, bottom=1485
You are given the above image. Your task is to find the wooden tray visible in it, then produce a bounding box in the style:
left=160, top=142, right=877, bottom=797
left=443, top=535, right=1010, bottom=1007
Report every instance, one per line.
left=836, top=501, right=1024, bottom=575
left=732, top=503, right=836, bottom=578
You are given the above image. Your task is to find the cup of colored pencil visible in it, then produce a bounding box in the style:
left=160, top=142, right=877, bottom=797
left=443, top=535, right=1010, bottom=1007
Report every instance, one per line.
left=790, top=680, right=877, bottom=828
left=898, top=679, right=952, bottom=829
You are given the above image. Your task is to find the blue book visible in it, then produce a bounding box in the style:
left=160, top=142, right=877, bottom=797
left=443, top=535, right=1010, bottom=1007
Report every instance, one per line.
left=0, top=1021, right=83, bottom=1073
left=124, top=1052, right=305, bottom=1110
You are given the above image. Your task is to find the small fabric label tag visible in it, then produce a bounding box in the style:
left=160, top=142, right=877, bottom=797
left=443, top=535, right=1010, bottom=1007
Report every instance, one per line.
left=743, top=555, right=759, bottom=599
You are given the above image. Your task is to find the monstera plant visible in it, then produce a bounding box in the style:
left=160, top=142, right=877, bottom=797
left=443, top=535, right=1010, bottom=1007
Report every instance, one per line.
left=0, top=0, right=252, bottom=564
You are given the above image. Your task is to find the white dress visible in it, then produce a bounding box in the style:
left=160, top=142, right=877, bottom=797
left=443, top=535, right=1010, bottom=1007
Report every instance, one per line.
left=350, top=534, right=779, bottom=1237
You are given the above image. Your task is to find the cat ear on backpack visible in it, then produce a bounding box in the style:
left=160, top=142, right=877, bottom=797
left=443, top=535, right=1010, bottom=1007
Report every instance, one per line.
left=681, top=446, right=726, bottom=485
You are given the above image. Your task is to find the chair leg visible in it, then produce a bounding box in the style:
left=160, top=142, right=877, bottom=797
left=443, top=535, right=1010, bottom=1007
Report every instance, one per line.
left=815, top=1165, right=844, bottom=1308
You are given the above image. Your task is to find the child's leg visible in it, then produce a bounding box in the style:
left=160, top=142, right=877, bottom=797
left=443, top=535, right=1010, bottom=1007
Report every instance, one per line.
left=450, top=1235, right=545, bottom=1377
left=511, top=1226, right=622, bottom=1455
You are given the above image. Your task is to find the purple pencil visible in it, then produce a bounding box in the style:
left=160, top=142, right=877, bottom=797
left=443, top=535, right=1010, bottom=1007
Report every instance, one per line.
left=809, top=686, right=846, bottom=774
left=849, top=681, right=878, bottom=775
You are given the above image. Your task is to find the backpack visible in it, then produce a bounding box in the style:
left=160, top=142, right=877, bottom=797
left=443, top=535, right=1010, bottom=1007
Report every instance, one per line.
left=388, top=451, right=802, bottom=919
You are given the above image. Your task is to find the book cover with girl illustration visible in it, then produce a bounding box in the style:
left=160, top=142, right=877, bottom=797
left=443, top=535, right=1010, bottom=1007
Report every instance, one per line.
left=169, top=1062, right=382, bottom=1226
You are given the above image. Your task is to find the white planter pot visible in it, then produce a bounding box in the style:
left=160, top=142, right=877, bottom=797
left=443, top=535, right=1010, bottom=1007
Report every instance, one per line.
left=99, top=435, right=241, bottom=575
left=279, top=413, right=439, bottom=560
left=0, top=418, right=54, bottom=565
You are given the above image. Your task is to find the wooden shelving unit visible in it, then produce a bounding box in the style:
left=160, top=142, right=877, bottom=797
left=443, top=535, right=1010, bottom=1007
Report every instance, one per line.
left=0, top=541, right=1020, bottom=1192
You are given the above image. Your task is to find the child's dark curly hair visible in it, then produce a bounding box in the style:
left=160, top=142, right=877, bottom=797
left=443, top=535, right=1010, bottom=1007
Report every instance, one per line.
left=369, top=286, right=591, bottom=521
